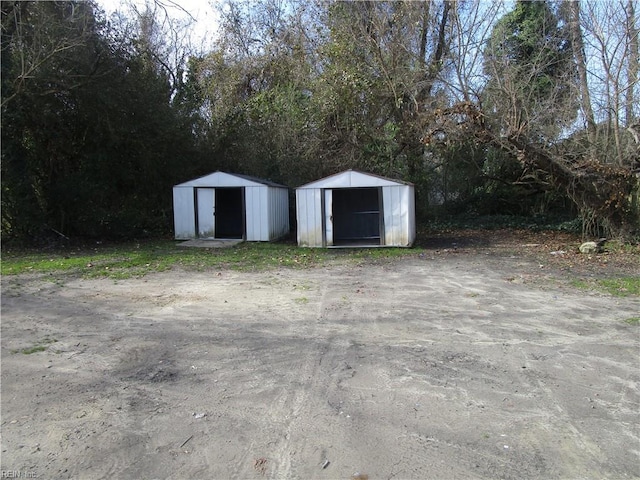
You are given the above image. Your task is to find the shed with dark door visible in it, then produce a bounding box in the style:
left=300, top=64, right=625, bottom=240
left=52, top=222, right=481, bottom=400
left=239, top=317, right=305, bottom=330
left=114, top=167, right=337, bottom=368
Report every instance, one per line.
left=296, top=170, right=415, bottom=247
left=173, top=171, right=289, bottom=241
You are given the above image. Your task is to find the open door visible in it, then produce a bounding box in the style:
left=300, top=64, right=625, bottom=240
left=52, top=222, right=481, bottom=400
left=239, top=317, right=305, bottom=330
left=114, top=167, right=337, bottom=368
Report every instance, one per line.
left=330, top=187, right=383, bottom=246
left=196, top=188, right=215, bottom=238
left=214, top=187, right=244, bottom=239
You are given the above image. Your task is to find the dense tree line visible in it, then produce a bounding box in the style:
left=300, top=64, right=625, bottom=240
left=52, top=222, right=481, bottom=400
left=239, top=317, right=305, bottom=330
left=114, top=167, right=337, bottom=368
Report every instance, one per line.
left=1, top=0, right=206, bottom=240
left=2, top=0, right=639, bottom=242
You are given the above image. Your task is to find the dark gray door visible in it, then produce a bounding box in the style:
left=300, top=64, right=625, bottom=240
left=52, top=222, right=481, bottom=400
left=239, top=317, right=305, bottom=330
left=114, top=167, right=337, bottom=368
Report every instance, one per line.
left=214, top=188, right=244, bottom=239
left=332, top=187, right=382, bottom=246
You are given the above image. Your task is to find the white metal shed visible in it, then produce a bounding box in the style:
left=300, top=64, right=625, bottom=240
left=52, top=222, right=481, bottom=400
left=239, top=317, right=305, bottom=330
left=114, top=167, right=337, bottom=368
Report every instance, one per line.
left=173, top=171, right=289, bottom=241
left=296, top=170, right=415, bottom=248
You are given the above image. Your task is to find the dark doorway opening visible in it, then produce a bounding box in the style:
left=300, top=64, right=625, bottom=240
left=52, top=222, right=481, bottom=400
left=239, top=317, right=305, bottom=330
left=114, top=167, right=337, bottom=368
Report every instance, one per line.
left=332, top=187, right=382, bottom=246
left=215, top=188, right=244, bottom=239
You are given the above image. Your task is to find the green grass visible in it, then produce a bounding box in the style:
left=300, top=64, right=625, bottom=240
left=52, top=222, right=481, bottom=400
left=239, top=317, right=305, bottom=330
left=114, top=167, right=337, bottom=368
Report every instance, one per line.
left=12, top=337, right=58, bottom=355
left=625, top=317, right=640, bottom=326
left=1, top=240, right=421, bottom=279
left=427, top=214, right=581, bottom=232
left=571, top=276, right=640, bottom=297
left=19, top=345, right=47, bottom=354
left=599, top=278, right=640, bottom=296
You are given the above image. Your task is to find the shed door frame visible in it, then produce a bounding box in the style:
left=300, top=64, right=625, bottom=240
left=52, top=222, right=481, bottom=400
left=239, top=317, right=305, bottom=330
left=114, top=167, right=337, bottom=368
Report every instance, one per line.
left=194, top=187, right=246, bottom=239
left=323, top=189, right=333, bottom=246
left=322, top=187, right=385, bottom=247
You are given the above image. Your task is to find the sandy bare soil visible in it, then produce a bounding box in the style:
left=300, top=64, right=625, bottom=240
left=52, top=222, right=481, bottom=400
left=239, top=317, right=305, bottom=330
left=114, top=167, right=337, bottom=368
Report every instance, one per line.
left=1, top=246, right=639, bottom=479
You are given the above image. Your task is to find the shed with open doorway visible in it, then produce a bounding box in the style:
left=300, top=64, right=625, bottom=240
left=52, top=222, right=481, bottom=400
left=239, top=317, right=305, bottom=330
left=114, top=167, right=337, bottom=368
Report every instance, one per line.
left=173, top=171, right=289, bottom=241
left=296, top=170, right=415, bottom=248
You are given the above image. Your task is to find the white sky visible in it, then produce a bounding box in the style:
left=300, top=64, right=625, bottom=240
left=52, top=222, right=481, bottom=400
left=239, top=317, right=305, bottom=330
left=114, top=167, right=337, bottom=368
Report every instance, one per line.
left=97, top=0, right=221, bottom=48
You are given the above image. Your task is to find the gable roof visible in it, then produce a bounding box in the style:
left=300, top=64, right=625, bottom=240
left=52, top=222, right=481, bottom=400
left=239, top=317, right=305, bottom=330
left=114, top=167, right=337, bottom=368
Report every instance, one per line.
left=175, top=171, right=287, bottom=188
left=297, top=169, right=413, bottom=189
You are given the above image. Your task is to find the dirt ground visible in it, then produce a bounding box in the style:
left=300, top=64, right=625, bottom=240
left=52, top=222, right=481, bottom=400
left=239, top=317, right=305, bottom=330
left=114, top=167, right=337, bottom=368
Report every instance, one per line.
left=2, top=231, right=639, bottom=480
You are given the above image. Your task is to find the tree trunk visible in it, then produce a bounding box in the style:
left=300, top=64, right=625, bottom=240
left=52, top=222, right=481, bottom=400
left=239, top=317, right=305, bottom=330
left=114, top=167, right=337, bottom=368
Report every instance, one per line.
left=418, top=0, right=452, bottom=102
left=626, top=0, right=639, bottom=127
left=424, top=102, right=638, bottom=238
left=568, top=1, right=597, bottom=145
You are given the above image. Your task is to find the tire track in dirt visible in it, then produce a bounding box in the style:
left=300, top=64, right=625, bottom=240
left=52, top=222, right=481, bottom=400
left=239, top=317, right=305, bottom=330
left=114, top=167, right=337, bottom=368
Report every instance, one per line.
left=513, top=333, right=640, bottom=479
left=3, top=259, right=638, bottom=479
left=228, top=279, right=331, bottom=479
left=228, top=273, right=363, bottom=480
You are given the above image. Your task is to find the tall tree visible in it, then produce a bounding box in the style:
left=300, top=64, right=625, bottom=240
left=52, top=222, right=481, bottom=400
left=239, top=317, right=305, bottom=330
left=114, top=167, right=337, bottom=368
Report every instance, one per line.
left=565, top=0, right=597, bottom=145
left=579, top=0, right=639, bottom=166
left=625, top=0, right=639, bottom=129
left=424, top=0, right=639, bottom=238
left=483, top=0, right=576, bottom=142
left=1, top=0, right=196, bottom=240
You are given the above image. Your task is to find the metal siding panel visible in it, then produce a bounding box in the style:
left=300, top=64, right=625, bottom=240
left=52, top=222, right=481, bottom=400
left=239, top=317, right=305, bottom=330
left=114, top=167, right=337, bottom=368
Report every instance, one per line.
left=296, top=188, right=323, bottom=247
left=196, top=188, right=215, bottom=238
left=269, top=188, right=281, bottom=240
left=245, top=187, right=265, bottom=241
left=398, top=186, right=406, bottom=245
left=267, top=189, right=275, bottom=240
left=397, top=185, right=414, bottom=246
left=244, top=186, right=290, bottom=241
left=393, top=186, right=400, bottom=245
left=383, top=186, right=411, bottom=247
left=247, top=187, right=257, bottom=241
left=267, top=189, right=273, bottom=240
left=245, top=188, right=256, bottom=241
left=396, top=186, right=409, bottom=246
left=389, top=187, right=400, bottom=247
left=305, top=189, right=316, bottom=246
left=263, top=188, right=270, bottom=240
left=399, top=186, right=408, bottom=246
left=271, top=189, right=279, bottom=240
left=271, top=188, right=290, bottom=240
left=173, top=187, right=196, bottom=239
left=313, top=189, right=323, bottom=246
left=303, top=190, right=311, bottom=246
left=304, top=189, right=315, bottom=246
left=296, top=190, right=305, bottom=245
left=382, top=187, right=394, bottom=246
left=257, top=187, right=268, bottom=240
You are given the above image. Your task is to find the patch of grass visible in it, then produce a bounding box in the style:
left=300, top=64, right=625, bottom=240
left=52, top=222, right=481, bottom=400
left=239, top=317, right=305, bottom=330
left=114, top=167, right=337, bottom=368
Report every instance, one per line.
left=604, top=240, right=639, bottom=254
left=427, top=214, right=581, bottom=232
left=1, top=239, right=422, bottom=279
left=624, top=317, right=640, bottom=326
left=599, top=277, right=640, bottom=297
left=12, top=337, right=58, bottom=355
left=347, top=247, right=418, bottom=262
left=570, top=279, right=590, bottom=290
left=570, top=277, right=640, bottom=297
left=19, top=345, right=47, bottom=355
